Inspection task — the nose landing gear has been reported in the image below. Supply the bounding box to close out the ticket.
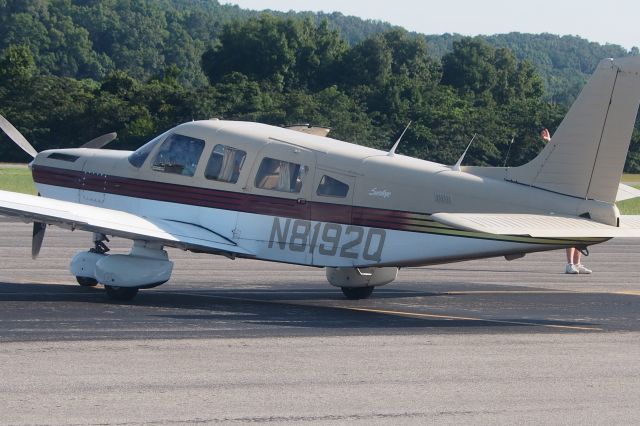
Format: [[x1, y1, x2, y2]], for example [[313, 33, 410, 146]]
[[73, 233, 109, 288]]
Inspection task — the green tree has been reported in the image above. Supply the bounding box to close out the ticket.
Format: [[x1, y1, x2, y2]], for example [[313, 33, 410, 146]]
[[441, 38, 498, 98], [0, 44, 36, 83], [202, 14, 347, 91]]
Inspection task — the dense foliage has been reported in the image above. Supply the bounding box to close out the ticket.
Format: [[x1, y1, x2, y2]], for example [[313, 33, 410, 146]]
[[427, 33, 637, 104], [0, 1, 638, 171], [0, 0, 396, 86]]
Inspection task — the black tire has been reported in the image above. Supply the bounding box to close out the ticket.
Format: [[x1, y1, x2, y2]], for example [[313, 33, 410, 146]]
[[76, 276, 98, 287], [341, 286, 374, 300], [104, 285, 139, 301]]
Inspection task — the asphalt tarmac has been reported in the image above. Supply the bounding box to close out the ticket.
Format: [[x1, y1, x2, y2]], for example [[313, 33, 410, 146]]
[[1, 220, 640, 424]]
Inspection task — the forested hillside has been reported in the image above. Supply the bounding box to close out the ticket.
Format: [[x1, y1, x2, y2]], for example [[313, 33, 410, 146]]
[[2, 0, 636, 96], [428, 33, 637, 104], [0, 0, 396, 86], [1, 1, 639, 171]]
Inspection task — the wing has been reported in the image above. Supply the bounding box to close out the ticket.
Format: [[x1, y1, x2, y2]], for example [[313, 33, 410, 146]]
[[431, 212, 640, 238], [0, 190, 253, 256]]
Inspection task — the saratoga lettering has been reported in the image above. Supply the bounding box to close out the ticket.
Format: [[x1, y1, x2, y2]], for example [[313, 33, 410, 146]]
[[268, 218, 386, 261]]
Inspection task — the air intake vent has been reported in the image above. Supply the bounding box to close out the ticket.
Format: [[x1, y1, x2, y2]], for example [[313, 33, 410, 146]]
[[47, 153, 79, 162]]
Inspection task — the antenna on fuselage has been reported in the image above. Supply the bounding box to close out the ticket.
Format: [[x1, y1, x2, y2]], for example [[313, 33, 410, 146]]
[[387, 121, 412, 157], [452, 133, 477, 171], [502, 134, 515, 167]]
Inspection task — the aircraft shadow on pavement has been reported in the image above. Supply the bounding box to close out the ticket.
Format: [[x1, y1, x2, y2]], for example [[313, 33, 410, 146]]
[[0, 282, 601, 332]]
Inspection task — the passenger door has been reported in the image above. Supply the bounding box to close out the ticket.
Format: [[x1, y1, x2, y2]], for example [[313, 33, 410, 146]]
[[238, 141, 317, 264]]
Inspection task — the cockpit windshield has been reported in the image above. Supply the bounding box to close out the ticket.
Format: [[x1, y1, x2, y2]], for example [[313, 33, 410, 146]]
[[127, 131, 169, 168], [151, 134, 205, 176]]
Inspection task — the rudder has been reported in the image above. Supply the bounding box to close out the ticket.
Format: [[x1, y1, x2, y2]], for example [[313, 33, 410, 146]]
[[508, 57, 640, 203]]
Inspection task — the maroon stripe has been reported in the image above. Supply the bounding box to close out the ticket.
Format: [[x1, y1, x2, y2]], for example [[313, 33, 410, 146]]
[[309, 205, 352, 224], [353, 207, 416, 227], [32, 167, 80, 187], [32, 165, 432, 232], [109, 175, 245, 201]]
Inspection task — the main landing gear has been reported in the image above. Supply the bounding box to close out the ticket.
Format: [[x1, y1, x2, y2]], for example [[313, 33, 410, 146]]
[[104, 285, 139, 301], [341, 286, 375, 300], [327, 267, 399, 300]]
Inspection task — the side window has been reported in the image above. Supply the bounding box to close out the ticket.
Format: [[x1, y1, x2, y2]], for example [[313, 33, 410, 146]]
[[204, 144, 247, 184], [316, 175, 349, 197], [151, 134, 205, 177], [255, 157, 307, 193]]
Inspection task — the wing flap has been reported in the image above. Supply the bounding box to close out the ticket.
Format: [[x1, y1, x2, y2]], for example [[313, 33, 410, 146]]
[[0, 190, 253, 255], [431, 212, 640, 238]]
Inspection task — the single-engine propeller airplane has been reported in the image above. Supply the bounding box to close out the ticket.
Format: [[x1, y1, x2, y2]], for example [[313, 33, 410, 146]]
[[2, 57, 640, 301]]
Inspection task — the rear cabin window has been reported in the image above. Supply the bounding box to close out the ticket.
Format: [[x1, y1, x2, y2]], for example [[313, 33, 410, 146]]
[[316, 175, 349, 197], [151, 134, 205, 176], [204, 144, 247, 183], [254, 157, 307, 193]]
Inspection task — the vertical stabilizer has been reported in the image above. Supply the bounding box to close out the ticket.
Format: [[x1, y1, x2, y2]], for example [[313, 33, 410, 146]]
[[508, 57, 640, 203]]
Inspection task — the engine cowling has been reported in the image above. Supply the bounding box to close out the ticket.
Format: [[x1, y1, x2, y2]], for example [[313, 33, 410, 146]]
[[326, 267, 398, 288]]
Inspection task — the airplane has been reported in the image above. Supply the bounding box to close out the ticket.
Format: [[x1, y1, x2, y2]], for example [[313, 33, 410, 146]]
[[1, 56, 640, 301]]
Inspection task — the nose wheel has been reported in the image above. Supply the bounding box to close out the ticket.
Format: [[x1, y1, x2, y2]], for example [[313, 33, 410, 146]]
[[74, 233, 111, 290], [76, 276, 98, 287]]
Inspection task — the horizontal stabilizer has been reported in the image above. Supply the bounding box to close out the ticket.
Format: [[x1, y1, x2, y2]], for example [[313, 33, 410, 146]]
[[431, 212, 640, 238], [0, 190, 253, 256], [616, 183, 640, 202]]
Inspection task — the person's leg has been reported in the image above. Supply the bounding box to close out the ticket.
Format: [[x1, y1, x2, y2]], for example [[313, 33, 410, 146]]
[[565, 248, 579, 274], [566, 247, 574, 263], [574, 248, 592, 274], [572, 249, 581, 265]]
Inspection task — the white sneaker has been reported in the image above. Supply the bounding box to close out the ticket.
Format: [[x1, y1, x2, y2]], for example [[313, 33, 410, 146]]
[[576, 264, 592, 274], [565, 263, 579, 274]]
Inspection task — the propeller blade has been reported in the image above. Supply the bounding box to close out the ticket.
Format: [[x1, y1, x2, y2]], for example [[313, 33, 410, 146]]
[[32, 221, 47, 259], [0, 114, 38, 158], [80, 132, 117, 149]]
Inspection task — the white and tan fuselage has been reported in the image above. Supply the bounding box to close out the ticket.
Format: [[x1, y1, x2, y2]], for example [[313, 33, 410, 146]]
[[31, 120, 609, 269]]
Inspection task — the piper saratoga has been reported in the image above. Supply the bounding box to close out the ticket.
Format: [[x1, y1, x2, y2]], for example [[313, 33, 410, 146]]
[[1, 57, 640, 301]]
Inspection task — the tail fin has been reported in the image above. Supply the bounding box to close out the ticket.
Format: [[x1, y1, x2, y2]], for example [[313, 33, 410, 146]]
[[508, 57, 640, 203]]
